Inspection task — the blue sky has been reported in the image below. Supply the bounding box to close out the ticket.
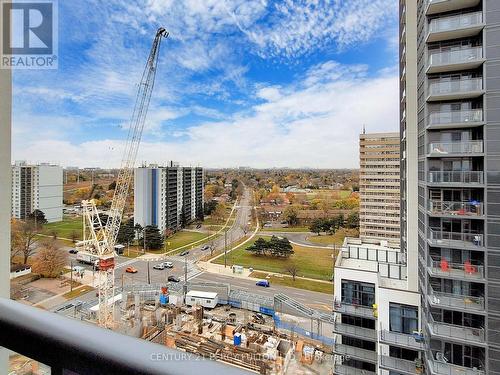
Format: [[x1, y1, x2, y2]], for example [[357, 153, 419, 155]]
[[13, 0, 400, 168]]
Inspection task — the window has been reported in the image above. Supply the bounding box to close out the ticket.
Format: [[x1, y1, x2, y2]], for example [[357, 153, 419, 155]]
[[389, 303, 418, 334], [341, 280, 375, 307]]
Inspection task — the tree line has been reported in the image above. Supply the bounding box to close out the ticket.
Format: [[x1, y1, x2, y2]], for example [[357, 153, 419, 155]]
[[246, 236, 294, 258]]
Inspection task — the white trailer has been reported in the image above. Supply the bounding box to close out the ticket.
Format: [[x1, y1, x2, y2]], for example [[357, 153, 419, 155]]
[[185, 290, 219, 309], [76, 252, 99, 266]]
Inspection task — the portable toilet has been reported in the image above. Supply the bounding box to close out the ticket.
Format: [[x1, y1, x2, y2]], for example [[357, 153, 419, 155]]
[[233, 333, 241, 346]]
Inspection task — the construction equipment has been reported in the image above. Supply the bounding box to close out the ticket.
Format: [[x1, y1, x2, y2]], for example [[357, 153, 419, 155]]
[[77, 27, 169, 328]]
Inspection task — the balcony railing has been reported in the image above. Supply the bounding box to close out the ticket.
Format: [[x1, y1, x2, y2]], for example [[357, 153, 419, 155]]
[[428, 259, 484, 280], [428, 200, 483, 216], [428, 286, 485, 312], [380, 330, 425, 350], [379, 355, 422, 375], [333, 322, 377, 340], [428, 47, 483, 68], [334, 364, 376, 375], [428, 77, 483, 98], [428, 108, 483, 126], [428, 229, 484, 248], [334, 298, 376, 319], [429, 12, 483, 34], [426, 351, 485, 375], [0, 297, 249, 375], [334, 344, 377, 363], [427, 141, 483, 156], [426, 0, 482, 16], [428, 171, 484, 185], [425, 313, 485, 344]]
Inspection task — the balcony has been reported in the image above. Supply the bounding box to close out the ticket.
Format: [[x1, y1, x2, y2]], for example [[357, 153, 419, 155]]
[[427, 47, 485, 74], [334, 299, 376, 319], [427, 141, 483, 156], [333, 322, 377, 340], [427, 108, 484, 129], [333, 364, 376, 375], [426, 352, 485, 375], [333, 344, 377, 364], [427, 77, 484, 101], [426, 0, 482, 16], [425, 313, 485, 345], [0, 297, 245, 375], [427, 286, 485, 313], [427, 12, 484, 42], [428, 229, 484, 250], [427, 200, 484, 217], [379, 355, 423, 375], [428, 259, 485, 281], [428, 171, 484, 186], [380, 330, 425, 351]]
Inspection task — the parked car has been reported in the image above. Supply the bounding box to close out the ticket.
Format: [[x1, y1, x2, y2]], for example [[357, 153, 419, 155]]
[[125, 267, 138, 273], [256, 280, 270, 288], [168, 276, 180, 282], [68, 248, 78, 254], [179, 251, 189, 256], [153, 264, 165, 270], [263, 223, 272, 228], [162, 262, 174, 268], [201, 245, 210, 251]]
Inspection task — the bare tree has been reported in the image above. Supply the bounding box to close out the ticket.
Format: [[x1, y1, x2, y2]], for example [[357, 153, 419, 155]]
[[50, 229, 58, 240], [285, 263, 299, 281], [12, 220, 39, 264], [31, 239, 68, 278], [70, 230, 78, 244]]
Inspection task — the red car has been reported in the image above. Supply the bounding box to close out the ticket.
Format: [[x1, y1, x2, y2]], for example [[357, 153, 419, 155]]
[[125, 267, 138, 274]]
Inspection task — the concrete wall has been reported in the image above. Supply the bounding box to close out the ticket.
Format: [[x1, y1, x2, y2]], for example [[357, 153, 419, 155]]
[[36, 164, 63, 222]]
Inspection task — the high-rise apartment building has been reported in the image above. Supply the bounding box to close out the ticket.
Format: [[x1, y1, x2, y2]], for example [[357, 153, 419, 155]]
[[360, 132, 401, 244], [134, 163, 204, 233], [11, 161, 63, 223], [399, 0, 499, 374]]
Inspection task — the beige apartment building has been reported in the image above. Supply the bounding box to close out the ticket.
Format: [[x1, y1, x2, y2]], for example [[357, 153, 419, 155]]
[[359, 132, 401, 244]]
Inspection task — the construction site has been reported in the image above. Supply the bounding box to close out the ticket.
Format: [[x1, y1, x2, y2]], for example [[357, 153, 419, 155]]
[[67, 281, 335, 375]]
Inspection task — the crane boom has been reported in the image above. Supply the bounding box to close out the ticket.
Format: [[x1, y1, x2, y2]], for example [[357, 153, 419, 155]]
[[79, 28, 168, 328]]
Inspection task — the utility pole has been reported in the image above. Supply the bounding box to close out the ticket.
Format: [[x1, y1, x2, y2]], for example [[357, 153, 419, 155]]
[[183, 254, 188, 299], [224, 229, 228, 268], [147, 261, 151, 285], [70, 260, 73, 292]]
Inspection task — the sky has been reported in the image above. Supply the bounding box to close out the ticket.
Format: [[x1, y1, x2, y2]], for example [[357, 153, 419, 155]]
[[13, 0, 400, 169]]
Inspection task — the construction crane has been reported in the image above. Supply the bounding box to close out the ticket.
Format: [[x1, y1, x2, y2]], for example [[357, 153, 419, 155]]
[[77, 27, 169, 328]]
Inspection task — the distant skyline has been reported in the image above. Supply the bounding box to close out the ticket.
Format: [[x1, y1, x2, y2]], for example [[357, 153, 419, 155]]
[[13, 0, 399, 168]]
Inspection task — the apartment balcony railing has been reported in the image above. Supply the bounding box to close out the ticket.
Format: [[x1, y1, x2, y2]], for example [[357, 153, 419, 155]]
[[426, 0, 482, 16], [426, 351, 485, 375], [428, 77, 483, 101], [427, 47, 484, 73], [333, 364, 376, 375], [333, 344, 377, 363], [428, 259, 484, 280], [427, 141, 483, 156], [427, 12, 484, 42], [428, 108, 483, 128], [380, 330, 425, 351], [379, 355, 423, 375], [427, 286, 485, 312], [334, 298, 376, 319], [333, 322, 377, 340], [0, 297, 248, 375], [428, 200, 483, 216], [425, 313, 485, 344], [428, 229, 484, 249], [428, 171, 484, 185]]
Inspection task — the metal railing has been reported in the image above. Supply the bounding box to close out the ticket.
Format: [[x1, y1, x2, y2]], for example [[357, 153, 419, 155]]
[[334, 298, 376, 319], [428, 285, 485, 312], [380, 330, 425, 350], [428, 108, 483, 126], [379, 355, 422, 374], [426, 313, 485, 344], [333, 322, 377, 340], [428, 171, 484, 184], [427, 141, 483, 155], [334, 364, 376, 375], [0, 297, 250, 375], [428, 200, 483, 216], [429, 11, 483, 33], [428, 46, 483, 67], [341, 245, 405, 264], [428, 77, 483, 97], [334, 344, 377, 363], [428, 259, 484, 279], [426, 351, 485, 375], [428, 229, 484, 248]]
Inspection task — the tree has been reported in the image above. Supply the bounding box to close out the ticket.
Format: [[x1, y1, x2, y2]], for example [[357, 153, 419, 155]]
[[211, 203, 226, 224], [309, 219, 323, 236], [10, 219, 24, 263], [50, 230, 58, 240], [269, 236, 294, 258], [117, 218, 135, 245], [283, 206, 299, 226], [70, 230, 79, 244], [31, 239, 67, 278], [13, 220, 39, 264], [141, 225, 164, 250], [134, 223, 143, 242], [346, 212, 360, 229], [285, 262, 299, 281], [108, 180, 117, 190], [246, 237, 268, 256], [27, 209, 47, 228]]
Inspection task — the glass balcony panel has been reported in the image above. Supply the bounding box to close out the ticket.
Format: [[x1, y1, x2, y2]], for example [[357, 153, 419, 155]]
[[428, 229, 484, 248], [334, 344, 377, 363], [428, 78, 483, 98], [429, 12, 483, 33], [380, 330, 425, 350], [426, 351, 485, 375], [427, 141, 483, 155], [428, 259, 484, 280], [427, 200, 483, 216], [428, 109, 483, 126], [334, 299, 375, 319], [334, 364, 376, 375], [428, 285, 484, 312], [427, 171, 484, 185], [379, 355, 422, 374], [425, 313, 485, 344], [333, 322, 377, 340]]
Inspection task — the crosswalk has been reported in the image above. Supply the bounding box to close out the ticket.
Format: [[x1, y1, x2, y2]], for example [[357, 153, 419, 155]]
[[114, 258, 140, 270]]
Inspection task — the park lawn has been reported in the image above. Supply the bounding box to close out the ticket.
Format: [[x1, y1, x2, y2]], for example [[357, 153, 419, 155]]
[[249, 271, 333, 294], [214, 238, 334, 281], [306, 228, 359, 246], [63, 285, 95, 300], [260, 227, 310, 233], [42, 216, 82, 240], [164, 230, 209, 250]]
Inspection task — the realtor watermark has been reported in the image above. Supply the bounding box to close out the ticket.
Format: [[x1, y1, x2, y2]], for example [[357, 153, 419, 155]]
[[1, 0, 58, 69]]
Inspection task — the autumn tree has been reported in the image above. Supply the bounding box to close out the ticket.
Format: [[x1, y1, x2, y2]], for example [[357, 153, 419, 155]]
[[31, 240, 67, 278], [284, 262, 299, 281], [283, 206, 299, 226], [12, 220, 39, 264], [70, 230, 79, 244], [211, 203, 226, 224]]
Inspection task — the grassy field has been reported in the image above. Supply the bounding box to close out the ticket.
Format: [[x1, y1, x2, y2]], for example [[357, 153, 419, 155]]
[[42, 216, 82, 240], [306, 228, 359, 246], [63, 285, 95, 300], [214, 238, 335, 280], [250, 271, 333, 294], [260, 226, 310, 233]]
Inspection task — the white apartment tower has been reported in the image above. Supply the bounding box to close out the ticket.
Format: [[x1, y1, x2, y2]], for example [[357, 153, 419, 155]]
[[11, 161, 63, 223]]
